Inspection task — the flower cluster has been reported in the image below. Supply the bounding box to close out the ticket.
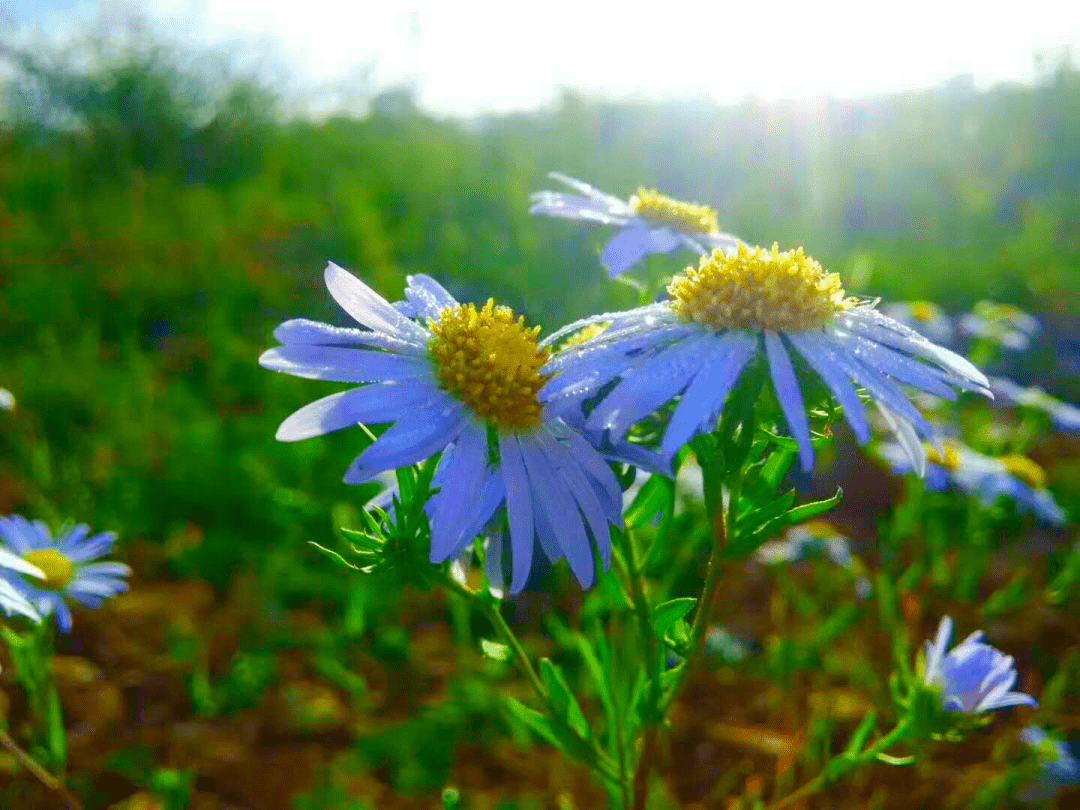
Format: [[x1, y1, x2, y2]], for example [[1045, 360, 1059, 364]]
[[263, 202, 991, 592], [879, 438, 1067, 525]]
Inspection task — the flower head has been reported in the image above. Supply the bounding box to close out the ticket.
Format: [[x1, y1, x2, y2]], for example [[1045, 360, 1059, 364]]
[[0, 546, 44, 621], [959, 301, 1040, 351], [880, 438, 1067, 526], [922, 616, 1036, 714], [989, 376, 1080, 432], [0, 516, 130, 632], [529, 173, 741, 277], [755, 520, 853, 567], [260, 264, 624, 594], [541, 243, 990, 473], [0, 387, 13, 412], [1019, 726, 1080, 800]]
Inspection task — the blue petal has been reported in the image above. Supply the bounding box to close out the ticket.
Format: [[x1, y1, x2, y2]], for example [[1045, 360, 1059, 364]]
[[547, 172, 630, 207], [662, 331, 757, 456], [51, 597, 72, 633], [64, 532, 117, 563], [601, 225, 682, 277], [765, 332, 814, 472], [978, 691, 1038, 711], [698, 231, 742, 255], [520, 437, 595, 589], [259, 345, 433, 383], [787, 331, 871, 444], [275, 381, 445, 441], [559, 424, 624, 510], [588, 331, 715, 440], [0, 546, 45, 579], [428, 426, 489, 562], [272, 319, 428, 354], [537, 430, 613, 569], [56, 525, 90, 555], [343, 402, 466, 484], [74, 562, 131, 579], [324, 263, 430, 341], [449, 475, 505, 562], [839, 308, 989, 391], [540, 302, 678, 350], [833, 332, 957, 399], [405, 274, 459, 320], [498, 434, 535, 594], [827, 347, 935, 440], [529, 191, 632, 225]]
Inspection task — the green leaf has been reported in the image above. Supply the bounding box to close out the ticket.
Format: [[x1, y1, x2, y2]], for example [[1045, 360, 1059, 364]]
[[504, 697, 561, 749], [758, 444, 798, 491], [729, 488, 843, 556], [651, 598, 697, 639], [625, 475, 674, 529], [480, 639, 511, 661], [779, 488, 843, 525], [736, 489, 797, 534], [539, 658, 591, 739], [669, 617, 691, 648], [573, 633, 615, 730]]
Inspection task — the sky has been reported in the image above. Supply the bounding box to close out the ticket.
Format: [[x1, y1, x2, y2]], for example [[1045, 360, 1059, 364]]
[[4, 0, 1080, 117]]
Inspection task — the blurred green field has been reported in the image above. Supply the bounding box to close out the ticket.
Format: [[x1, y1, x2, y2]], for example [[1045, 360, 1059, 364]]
[[1, 39, 1079, 809]]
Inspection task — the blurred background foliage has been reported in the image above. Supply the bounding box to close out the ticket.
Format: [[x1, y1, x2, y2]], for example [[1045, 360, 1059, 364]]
[[0, 31, 1078, 808]]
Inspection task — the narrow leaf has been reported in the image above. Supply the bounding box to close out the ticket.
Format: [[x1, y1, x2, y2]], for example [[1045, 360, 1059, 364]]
[[651, 598, 697, 639]]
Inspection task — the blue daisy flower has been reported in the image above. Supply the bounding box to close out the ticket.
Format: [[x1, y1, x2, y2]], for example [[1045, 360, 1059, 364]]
[[922, 616, 1037, 714], [0, 546, 45, 621], [540, 242, 990, 474], [0, 516, 131, 632], [879, 439, 1067, 526], [260, 264, 624, 594], [1019, 726, 1080, 801], [989, 376, 1080, 432], [529, 173, 741, 277], [959, 301, 1040, 352]]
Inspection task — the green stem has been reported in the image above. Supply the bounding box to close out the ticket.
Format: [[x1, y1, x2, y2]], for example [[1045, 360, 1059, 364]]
[[0, 729, 83, 809], [766, 717, 913, 810], [443, 574, 622, 785], [658, 472, 739, 715], [624, 529, 661, 810]]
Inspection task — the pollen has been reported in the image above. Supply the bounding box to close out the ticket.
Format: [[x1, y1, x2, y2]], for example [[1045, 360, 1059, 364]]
[[22, 549, 76, 590], [560, 322, 609, 349], [428, 299, 551, 432], [908, 301, 941, 323], [999, 455, 1047, 490], [630, 187, 719, 234], [668, 242, 857, 331], [925, 442, 961, 471]]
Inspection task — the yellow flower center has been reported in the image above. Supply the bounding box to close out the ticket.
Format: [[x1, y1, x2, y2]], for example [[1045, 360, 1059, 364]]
[[22, 549, 76, 590], [925, 443, 961, 470], [974, 301, 1026, 323], [560, 322, 609, 349], [999, 455, 1047, 490], [668, 242, 856, 331], [629, 187, 719, 234], [908, 301, 940, 323], [428, 300, 550, 432], [803, 519, 838, 538]]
